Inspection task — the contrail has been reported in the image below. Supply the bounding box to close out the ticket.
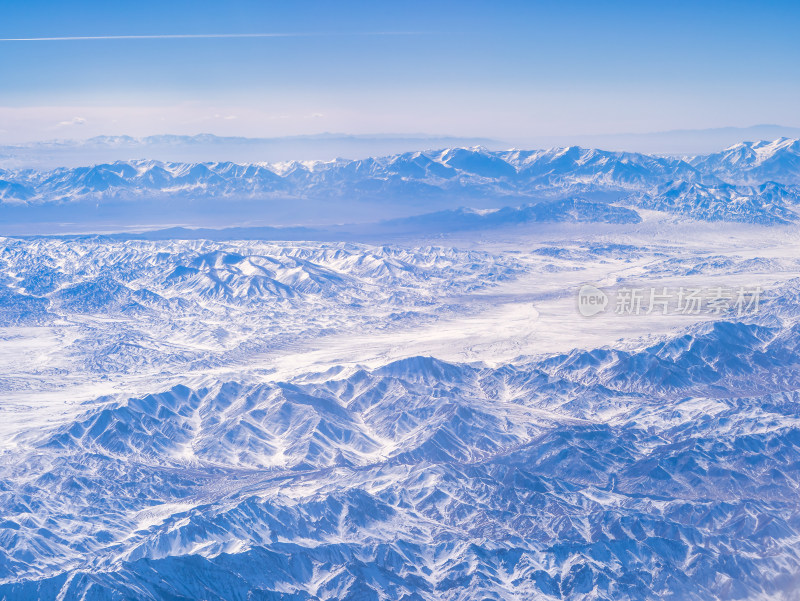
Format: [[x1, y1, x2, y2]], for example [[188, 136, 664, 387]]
[[0, 32, 425, 42]]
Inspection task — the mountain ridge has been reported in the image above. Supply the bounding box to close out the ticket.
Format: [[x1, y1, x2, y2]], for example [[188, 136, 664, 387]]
[[2, 139, 799, 230]]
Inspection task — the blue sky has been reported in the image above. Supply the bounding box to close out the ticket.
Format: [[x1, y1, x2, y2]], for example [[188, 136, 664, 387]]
[[1, 0, 798, 143]]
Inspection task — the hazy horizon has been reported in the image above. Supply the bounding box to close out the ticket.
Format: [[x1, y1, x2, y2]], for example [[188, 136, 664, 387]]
[[3, 124, 800, 169]]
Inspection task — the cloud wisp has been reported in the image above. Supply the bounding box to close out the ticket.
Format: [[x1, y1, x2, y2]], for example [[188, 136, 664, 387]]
[[0, 32, 426, 42], [55, 117, 87, 127]]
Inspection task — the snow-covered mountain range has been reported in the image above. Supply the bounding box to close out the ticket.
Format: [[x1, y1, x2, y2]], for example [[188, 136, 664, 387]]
[[689, 137, 800, 184], [6, 323, 800, 600], [1, 138, 800, 231], [2, 140, 800, 600]]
